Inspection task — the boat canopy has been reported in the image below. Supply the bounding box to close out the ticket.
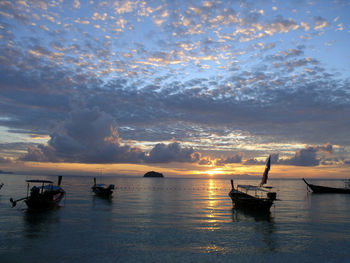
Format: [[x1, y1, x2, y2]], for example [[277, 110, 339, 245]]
[[95, 184, 107, 187], [237, 184, 270, 192], [30, 185, 62, 191], [42, 185, 62, 191], [26, 179, 54, 184]]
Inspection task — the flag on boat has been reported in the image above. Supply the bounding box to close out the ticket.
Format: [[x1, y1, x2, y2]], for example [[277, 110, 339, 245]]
[[260, 155, 271, 186]]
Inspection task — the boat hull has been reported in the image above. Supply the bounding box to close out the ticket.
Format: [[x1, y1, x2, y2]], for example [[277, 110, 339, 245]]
[[303, 179, 350, 194], [307, 184, 350, 194], [92, 186, 113, 197], [25, 190, 65, 210], [229, 189, 274, 212]]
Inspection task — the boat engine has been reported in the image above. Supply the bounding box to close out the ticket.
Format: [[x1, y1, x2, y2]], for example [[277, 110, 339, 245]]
[[267, 192, 277, 200]]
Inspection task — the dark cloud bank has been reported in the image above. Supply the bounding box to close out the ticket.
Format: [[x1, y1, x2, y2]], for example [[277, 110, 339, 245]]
[[242, 145, 334, 167], [18, 108, 335, 167], [20, 108, 200, 164]]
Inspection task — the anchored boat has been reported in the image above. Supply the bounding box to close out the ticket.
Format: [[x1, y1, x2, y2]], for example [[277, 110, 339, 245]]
[[229, 155, 277, 212], [303, 178, 350, 194], [91, 177, 114, 197], [10, 176, 65, 210]]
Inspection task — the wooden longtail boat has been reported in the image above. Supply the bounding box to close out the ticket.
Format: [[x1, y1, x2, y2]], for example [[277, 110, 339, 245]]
[[303, 178, 350, 194], [10, 176, 65, 210], [229, 155, 277, 213], [91, 177, 114, 197]]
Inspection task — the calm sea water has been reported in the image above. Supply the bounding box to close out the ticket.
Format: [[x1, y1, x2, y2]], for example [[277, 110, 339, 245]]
[[1, 174, 350, 263]]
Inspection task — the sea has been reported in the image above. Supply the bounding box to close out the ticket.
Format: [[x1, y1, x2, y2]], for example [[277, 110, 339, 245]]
[[1, 174, 350, 263]]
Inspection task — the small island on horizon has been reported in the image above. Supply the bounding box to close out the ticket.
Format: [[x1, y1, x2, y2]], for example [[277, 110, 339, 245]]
[[0, 170, 13, 174], [144, 171, 164, 178]]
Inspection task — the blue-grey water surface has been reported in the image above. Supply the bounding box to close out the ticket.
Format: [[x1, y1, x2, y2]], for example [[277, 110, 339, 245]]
[[1, 174, 350, 262]]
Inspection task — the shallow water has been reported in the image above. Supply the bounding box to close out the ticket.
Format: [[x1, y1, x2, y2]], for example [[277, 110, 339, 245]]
[[1, 175, 350, 262]]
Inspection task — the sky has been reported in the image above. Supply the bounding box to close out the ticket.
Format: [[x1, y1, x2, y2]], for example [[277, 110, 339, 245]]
[[0, 0, 350, 179]]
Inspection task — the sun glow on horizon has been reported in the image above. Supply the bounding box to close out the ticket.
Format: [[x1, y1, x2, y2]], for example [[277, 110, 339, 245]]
[[1, 158, 349, 179]]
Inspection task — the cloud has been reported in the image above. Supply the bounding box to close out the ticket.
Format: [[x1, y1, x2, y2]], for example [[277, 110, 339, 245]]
[[32, 107, 147, 163], [243, 154, 278, 166], [198, 157, 212, 166], [73, 0, 80, 9], [114, 1, 139, 14], [238, 146, 335, 167], [244, 158, 264, 165], [19, 108, 201, 164], [20, 144, 61, 162], [92, 12, 108, 21], [215, 154, 242, 166], [279, 144, 333, 166], [280, 147, 319, 166], [74, 18, 90, 24], [264, 15, 299, 35], [0, 156, 13, 164], [270, 153, 280, 164], [314, 16, 328, 30], [147, 142, 200, 163], [301, 22, 310, 31], [1, 44, 350, 153]]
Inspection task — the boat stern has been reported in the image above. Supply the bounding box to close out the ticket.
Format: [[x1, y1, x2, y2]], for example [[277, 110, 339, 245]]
[[267, 192, 277, 200]]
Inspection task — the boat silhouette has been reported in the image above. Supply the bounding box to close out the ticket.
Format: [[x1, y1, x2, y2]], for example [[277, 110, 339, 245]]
[[10, 176, 65, 211], [229, 155, 277, 212], [303, 178, 350, 194]]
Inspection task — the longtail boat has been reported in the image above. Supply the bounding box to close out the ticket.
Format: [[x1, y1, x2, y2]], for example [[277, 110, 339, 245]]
[[91, 177, 114, 197], [10, 176, 65, 210], [303, 178, 350, 194], [229, 155, 277, 212]]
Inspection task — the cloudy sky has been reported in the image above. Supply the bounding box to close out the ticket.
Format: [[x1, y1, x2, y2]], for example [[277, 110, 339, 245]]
[[0, 0, 350, 178]]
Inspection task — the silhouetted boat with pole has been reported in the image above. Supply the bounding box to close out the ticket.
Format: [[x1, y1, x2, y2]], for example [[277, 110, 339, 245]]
[[229, 155, 277, 212], [91, 177, 114, 197], [303, 178, 350, 193], [0, 182, 3, 190], [10, 176, 65, 210]]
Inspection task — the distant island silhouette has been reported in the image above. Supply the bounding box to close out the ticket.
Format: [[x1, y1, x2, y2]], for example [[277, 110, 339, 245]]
[[144, 171, 164, 178], [0, 170, 13, 174]]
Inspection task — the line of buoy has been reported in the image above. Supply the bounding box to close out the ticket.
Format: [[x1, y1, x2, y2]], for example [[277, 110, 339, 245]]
[[113, 186, 230, 191]]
